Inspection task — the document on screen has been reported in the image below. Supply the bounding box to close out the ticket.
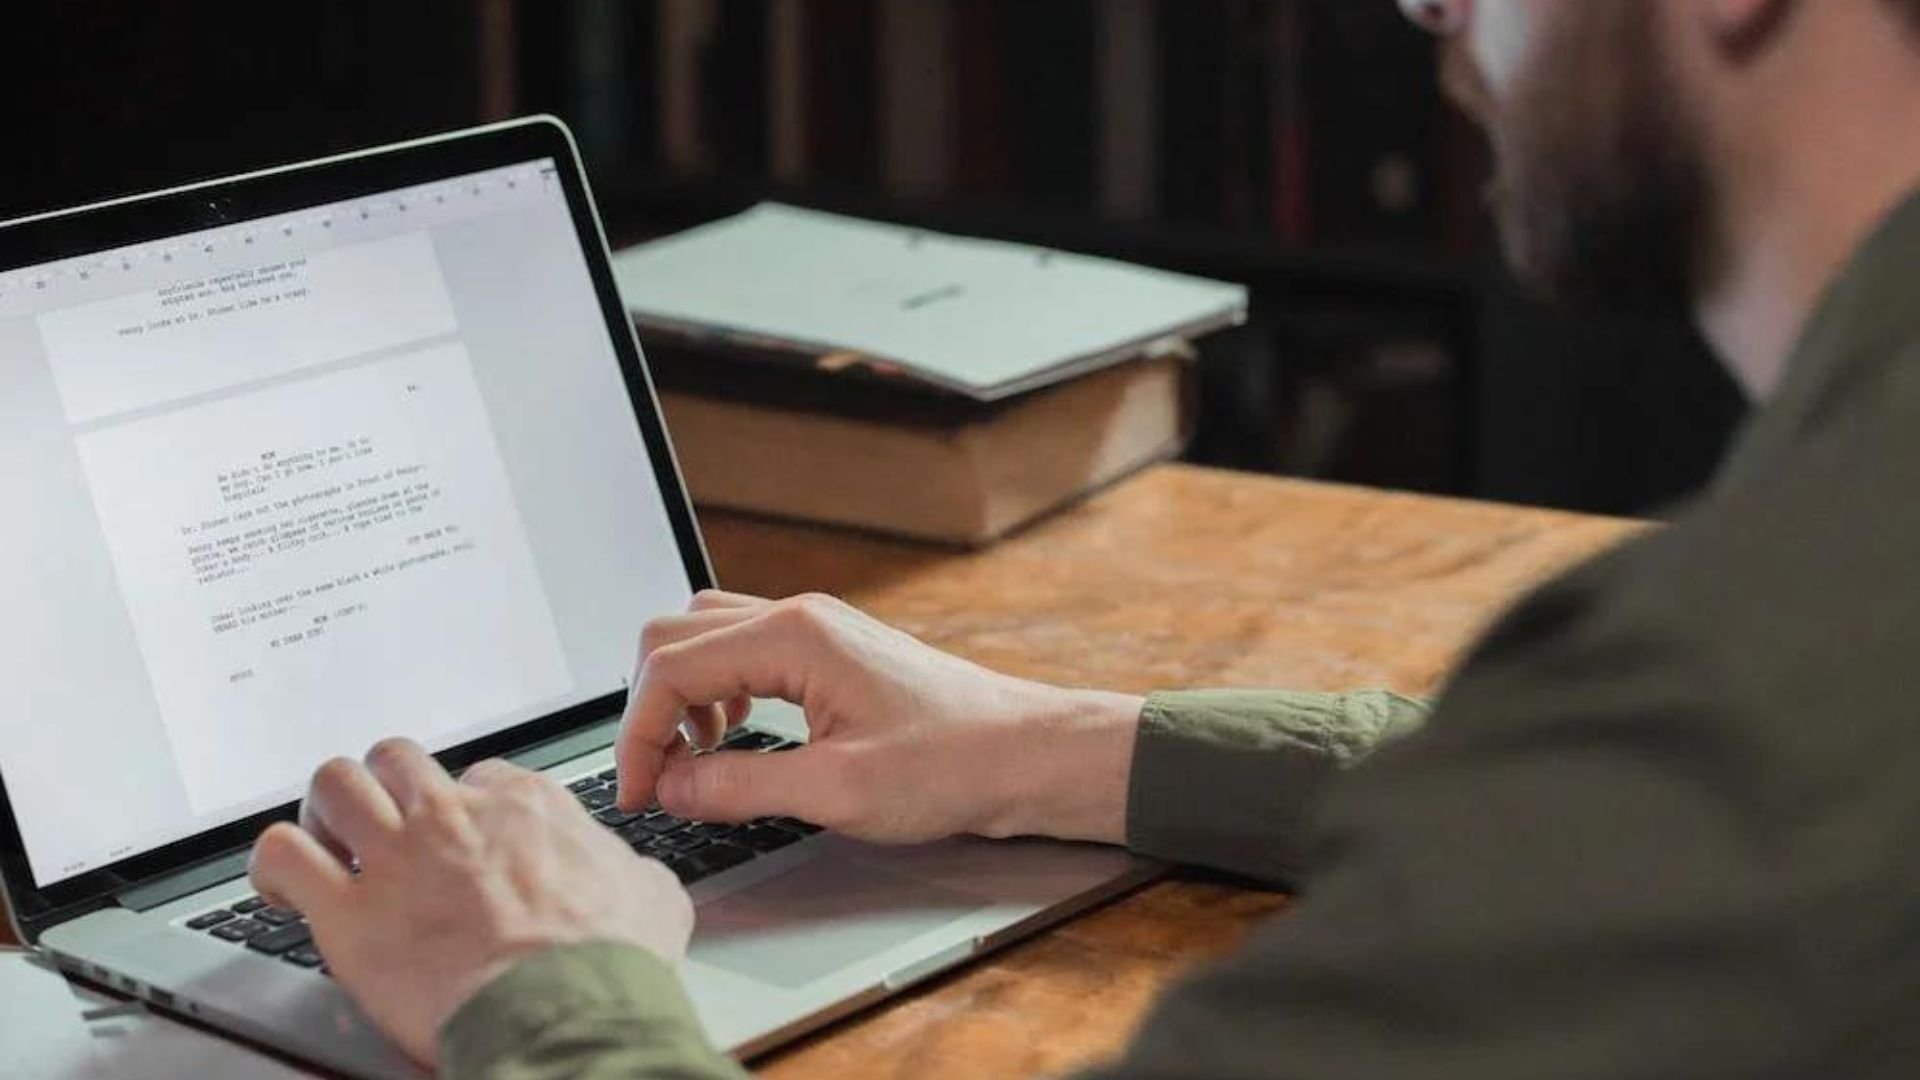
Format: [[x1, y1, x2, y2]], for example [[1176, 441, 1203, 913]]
[[71, 343, 572, 815], [38, 231, 459, 426]]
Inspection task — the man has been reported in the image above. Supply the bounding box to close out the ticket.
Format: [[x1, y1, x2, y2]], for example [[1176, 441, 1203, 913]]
[[250, 0, 1920, 1076]]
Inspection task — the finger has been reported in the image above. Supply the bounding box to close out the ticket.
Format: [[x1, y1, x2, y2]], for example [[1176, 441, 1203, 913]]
[[616, 609, 825, 810], [689, 589, 772, 612], [250, 822, 352, 921], [626, 608, 758, 741], [656, 744, 845, 826], [641, 607, 758, 657], [682, 703, 729, 751], [725, 695, 755, 727], [299, 757, 404, 864], [364, 737, 456, 813], [458, 757, 538, 791], [461, 758, 576, 821]]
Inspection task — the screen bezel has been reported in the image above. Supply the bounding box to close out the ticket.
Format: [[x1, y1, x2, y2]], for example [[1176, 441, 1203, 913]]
[[0, 117, 716, 937]]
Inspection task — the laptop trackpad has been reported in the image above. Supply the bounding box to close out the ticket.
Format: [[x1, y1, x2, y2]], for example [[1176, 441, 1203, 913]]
[[690, 855, 985, 990]]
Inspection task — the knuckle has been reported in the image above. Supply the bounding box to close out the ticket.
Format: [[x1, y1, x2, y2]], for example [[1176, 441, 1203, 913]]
[[365, 737, 413, 768], [639, 620, 668, 654], [794, 591, 840, 616], [641, 641, 687, 682], [691, 589, 729, 610], [252, 822, 297, 863], [414, 784, 467, 825], [774, 597, 827, 635], [311, 756, 360, 795]]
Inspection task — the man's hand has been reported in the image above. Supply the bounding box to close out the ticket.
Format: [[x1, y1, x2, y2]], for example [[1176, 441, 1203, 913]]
[[248, 739, 693, 1067], [617, 590, 1144, 845]]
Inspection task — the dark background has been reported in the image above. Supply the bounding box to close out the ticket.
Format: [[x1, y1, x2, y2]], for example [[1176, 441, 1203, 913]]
[[1, 0, 1746, 516]]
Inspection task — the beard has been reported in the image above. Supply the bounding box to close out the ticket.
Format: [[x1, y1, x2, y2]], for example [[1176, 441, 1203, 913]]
[[1479, 2, 1712, 319]]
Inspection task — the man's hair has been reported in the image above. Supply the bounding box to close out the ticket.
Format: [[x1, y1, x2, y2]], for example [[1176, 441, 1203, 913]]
[[1896, 0, 1920, 32]]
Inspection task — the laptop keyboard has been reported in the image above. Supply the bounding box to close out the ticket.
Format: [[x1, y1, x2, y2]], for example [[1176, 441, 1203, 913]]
[[182, 727, 822, 975]]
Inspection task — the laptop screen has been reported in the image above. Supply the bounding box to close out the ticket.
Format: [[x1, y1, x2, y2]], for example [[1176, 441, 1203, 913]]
[[0, 157, 695, 887]]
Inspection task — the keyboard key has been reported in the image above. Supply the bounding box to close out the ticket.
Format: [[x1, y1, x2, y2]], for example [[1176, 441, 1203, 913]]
[[284, 946, 326, 969], [687, 822, 742, 841], [653, 832, 708, 854], [577, 788, 616, 810], [596, 768, 620, 784], [566, 776, 602, 794], [186, 909, 236, 931], [211, 919, 269, 942], [615, 821, 657, 847], [246, 922, 314, 957], [721, 730, 784, 752], [671, 843, 754, 884], [230, 896, 268, 915], [256, 906, 303, 926], [736, 825, 805, 852], [594, 807, 641, 828], [628, 814, 682, 836], [768, 817, 823, 836]]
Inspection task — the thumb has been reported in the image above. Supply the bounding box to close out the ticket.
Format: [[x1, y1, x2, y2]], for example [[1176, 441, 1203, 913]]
[[657, 746, 838, 826]]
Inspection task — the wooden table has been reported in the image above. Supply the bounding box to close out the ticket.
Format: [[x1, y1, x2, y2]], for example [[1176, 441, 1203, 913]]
[[2, 465, 1640, 1077], [706, 465, 1639, 1079]]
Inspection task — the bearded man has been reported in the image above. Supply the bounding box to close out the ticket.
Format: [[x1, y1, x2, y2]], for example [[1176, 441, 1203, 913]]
[[251, 2, 1920, 1076]]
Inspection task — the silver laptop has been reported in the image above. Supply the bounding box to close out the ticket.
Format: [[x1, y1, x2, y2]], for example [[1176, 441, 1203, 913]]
[[0, 118, 1156, 1078]]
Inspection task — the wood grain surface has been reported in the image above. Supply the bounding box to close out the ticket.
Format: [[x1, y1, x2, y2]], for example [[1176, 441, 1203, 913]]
[[709, 465, 1642, 1079], [2, 465, 1642, 1076]]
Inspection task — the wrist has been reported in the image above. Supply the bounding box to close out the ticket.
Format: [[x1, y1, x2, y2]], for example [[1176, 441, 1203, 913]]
[[972, 683, 1144, 845]]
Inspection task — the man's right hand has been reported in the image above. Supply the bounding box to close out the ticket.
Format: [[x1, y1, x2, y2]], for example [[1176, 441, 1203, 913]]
[[616, 590, 1144, 846]]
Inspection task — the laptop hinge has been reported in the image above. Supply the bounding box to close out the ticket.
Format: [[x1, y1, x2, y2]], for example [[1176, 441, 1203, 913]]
[[505, 716, 620, 772], [117, 849, 251, 913]]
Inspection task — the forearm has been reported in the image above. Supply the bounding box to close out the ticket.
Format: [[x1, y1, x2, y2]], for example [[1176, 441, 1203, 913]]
[[970, 685, 1146, 846]]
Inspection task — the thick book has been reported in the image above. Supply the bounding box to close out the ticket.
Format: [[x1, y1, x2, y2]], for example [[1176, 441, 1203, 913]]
[[652, 350, 1193, 546], [616, 206, 1239, 542]]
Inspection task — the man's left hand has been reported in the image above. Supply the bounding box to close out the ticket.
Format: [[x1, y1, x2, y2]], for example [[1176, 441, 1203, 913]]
[[248, 738, 693, 1067]]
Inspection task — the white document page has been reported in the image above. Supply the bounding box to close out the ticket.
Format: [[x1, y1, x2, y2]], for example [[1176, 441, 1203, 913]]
[[72, 343, 572, 815], [39, 231, 458, 425], [611, 203, 1248, 397]]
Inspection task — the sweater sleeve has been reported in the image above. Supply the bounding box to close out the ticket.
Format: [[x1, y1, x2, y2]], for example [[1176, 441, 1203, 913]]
[[1127, 689, 1429, 885]]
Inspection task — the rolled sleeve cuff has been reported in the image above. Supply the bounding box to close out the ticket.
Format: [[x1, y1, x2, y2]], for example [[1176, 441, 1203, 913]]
[[441, 942, 744, 1080], [1126, 689, 1428, 886]]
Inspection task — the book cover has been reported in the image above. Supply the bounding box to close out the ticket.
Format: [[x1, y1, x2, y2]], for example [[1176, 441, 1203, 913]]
[[701, 0, 770, 177], [769, 0, 811, 186], [953, 1, 1014, 199], [804, 0, 879, 189], [878, 0, 957, 202], [1155, 0, 1231, 225], [1097, 0, 1161, 221], [660, 0, 721, 176], [1003, 0, 1097, 209], [1305, 0, 1438, 249]]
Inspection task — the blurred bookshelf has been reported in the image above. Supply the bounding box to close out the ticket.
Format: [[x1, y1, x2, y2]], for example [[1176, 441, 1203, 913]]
[[508, 0, 1490, 493], [3, 0, 1743, 514]]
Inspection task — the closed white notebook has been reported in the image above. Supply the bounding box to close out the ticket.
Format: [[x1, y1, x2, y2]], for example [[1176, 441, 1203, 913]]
[[612, 204, 1248, 400]]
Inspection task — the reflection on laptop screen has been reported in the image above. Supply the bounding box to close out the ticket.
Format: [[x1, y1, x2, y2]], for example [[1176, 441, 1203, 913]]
[[0, 159, 694, 886]]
